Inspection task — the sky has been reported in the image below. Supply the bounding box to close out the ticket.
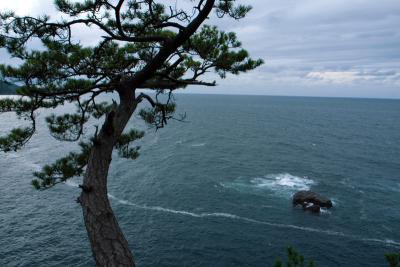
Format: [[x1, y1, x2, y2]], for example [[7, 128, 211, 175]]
[[0, 0, 399, 98]]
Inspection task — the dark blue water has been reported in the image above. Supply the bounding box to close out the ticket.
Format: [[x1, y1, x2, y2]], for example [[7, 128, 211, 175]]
[[1, 94, 399, 266]]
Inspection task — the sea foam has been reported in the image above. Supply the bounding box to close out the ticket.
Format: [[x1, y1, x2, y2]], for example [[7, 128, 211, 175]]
[[190, 143, 206, 147], [221, 173, 315, 196], [108, 193, 400, 248], [251, 173, 315, 191], [64, 180, 80, 188]]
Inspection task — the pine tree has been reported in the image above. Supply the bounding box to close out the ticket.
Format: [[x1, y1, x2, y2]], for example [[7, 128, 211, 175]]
[[274, 247, 316, 267], [0, 1, 262, 265], [385, 252, 400, 267]]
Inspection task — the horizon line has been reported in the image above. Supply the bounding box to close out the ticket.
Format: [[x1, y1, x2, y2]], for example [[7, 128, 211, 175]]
[[174, 91, 400, 101]]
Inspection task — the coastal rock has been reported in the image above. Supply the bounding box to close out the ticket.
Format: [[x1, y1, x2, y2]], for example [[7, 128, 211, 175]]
[[293, 191, 333, 213], [303, 203, 321, 213]]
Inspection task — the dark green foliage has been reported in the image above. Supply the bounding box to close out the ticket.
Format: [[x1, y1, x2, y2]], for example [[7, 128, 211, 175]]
[[274, 247, 399, 267], [0, 97, 59, 153], [46, 113, 89, 141], [386, 252, 400, 267], [116, 129, 144, 159], [184, 25, 263, 79], [86, 101, 114, 119], [139, 102, 176, 129], [0, 1, 263, 265], [0, 127, 33, 152], [216, 0, 252, 19], [274, 247, 315, 267], [0, 97, 56, 114], [0, 0, 262, 190], [32, 142, 92, 189]]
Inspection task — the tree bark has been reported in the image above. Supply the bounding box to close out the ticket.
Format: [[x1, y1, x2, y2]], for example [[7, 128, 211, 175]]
[[77, 2, 216, 265], [80, 89, 137, 267]]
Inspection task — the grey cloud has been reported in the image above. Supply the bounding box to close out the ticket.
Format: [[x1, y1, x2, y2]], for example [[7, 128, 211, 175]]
[[0, 0, 399, 98], [358, 70, 397, 77]]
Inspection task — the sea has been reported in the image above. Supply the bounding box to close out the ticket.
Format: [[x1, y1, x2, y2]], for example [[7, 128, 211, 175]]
[[0, 94, 399, 267]]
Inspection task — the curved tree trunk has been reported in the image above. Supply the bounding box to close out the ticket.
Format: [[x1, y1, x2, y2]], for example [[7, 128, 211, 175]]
[[80, 89, 137, 267], [77, 2, 216, 264]]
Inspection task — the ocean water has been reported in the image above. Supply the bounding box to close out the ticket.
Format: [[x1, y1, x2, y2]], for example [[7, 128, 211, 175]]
[[0, 94, 399, 267]]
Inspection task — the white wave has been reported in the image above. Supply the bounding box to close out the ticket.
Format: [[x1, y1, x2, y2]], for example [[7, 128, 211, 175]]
[[190, 143, 206, 147], [108, 194, 400, 248], [64, 180, 80, 188], [220, 173, 315, 197], [202, 212, 240, 219], [27, 162, 42, 172], [361, 238, 400, 247], [251, 173, 315, 192], [219, 182, 230, 189], [331, 198, 339, 206], [382, 225, 393, 232], [320, 208, 331, 215], [109, 194, 202, 217]]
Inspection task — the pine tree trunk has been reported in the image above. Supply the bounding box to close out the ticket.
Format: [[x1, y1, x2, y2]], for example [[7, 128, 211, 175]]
[[76, 3, 216, 264], [79, 89, 137, 267]]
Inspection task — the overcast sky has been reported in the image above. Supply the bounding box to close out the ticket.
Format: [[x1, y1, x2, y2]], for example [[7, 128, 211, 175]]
[[1, 0, 399, 98]]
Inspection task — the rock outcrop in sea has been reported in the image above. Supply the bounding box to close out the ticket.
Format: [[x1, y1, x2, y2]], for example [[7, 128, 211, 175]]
[[293, 190, 333, 213]]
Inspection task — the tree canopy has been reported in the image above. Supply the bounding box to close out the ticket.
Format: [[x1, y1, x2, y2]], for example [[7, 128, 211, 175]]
[[0, 1, 263, 265], [0, 0, 262, 188]]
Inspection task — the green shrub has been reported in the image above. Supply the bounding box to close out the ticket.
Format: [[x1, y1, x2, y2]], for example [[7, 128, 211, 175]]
[[385, 253, 400, 267], [275, 247, 400, 267], [274, 246, 315, 267]]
